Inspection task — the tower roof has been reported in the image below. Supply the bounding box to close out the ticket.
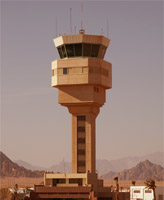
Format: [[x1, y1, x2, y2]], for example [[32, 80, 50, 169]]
[[54, 34, 110, 48]]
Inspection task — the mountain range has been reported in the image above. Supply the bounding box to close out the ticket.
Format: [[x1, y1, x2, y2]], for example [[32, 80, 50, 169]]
[[0, 152, 44, 178], [1, 151, 163, 181], [15, 152, 164, 176], [100, 160, 164, 181]]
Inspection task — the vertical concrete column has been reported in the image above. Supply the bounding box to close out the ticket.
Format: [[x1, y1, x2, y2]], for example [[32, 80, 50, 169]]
[[72, 114, 77, 173], [86, 113, 97, 173]]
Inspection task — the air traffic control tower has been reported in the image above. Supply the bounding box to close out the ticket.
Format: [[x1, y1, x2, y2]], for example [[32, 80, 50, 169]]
[[52, 34, 112, 174], [31, 33, 113, 199]]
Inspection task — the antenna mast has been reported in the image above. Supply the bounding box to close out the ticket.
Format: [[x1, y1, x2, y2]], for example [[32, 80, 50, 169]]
[[81, 1, 83, 30], [107, 18, 109, 38], [56, 16, 57, 37], [70, 8, 72, 34], [80, 1, 85, 34], [74, 26, 76, 34]]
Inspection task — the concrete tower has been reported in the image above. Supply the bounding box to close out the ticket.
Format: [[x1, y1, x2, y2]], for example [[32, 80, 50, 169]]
[[51, 34, 112, 174], [31, 33, 115, 200]]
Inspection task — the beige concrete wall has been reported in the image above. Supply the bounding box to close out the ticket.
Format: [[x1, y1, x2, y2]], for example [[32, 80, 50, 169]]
[[85, 113, 96, 173], [51, 58, 112, 89], [45, 173, 87, 179], [72, 114, 78, 173], [58, 85, 106, 107]]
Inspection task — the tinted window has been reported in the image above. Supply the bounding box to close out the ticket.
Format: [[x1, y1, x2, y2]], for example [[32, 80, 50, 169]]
[[74, 44, 82, 56], [83, 44, 91, 57], [58, 43, 102, 58], [57, 47, 63, 58], [62, 45, 67, 57], [69, 179, 82, 185], [91, 44, 100, 57], [77, 138, 85, 143], [77, 116, 86, 121], [66, 44, 74, 57], [101, 46, 107, 58], [78, 149, 85, 155], [78, 161, 85, 166], [77, 127, 85, 132], [63, 68, 68, 74]]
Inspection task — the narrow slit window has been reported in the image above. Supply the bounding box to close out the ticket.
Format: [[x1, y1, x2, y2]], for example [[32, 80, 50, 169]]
[[77, 138, 85, 143], [77, 149, 85, 155], [63, 68, 68, 74], [77, 116, 86, 121], [77, 126, 85, 132]]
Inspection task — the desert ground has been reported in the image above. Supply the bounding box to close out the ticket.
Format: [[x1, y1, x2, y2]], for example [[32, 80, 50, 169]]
[[104, 180, 164, 188], [0, 177, 163, 189], [0, 177, 43, 188]]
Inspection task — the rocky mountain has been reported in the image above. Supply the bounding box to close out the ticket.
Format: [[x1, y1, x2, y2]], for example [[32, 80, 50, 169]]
[[15, 152, 164, 176], [100, 160, 164, 181], [0, 152, 44, 178], [49, 161, 71, 173], [97, 152, 164, 175], [15, 160, 47, 171], [15, 160, 72, 173]]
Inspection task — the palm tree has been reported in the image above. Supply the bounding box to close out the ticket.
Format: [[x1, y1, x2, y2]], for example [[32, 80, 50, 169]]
[[114, 176, 119, 200], [0, 188, 12, 200], [132, 180, 136, 186], [144, 179, 156, 200]]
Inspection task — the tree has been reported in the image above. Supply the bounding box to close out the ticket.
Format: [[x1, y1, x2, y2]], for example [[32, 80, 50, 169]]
[[144, 179, 156, 200], [114, 177, 119, 200], [0, 188, 12, 200], [132, 180, 136, 186]]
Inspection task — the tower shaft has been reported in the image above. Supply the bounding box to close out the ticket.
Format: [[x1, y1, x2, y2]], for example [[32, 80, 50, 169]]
[[69, 105, 99, 173]]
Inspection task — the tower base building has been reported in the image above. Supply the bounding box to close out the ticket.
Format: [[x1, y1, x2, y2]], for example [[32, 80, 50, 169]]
[[31, 172, 113, 199]]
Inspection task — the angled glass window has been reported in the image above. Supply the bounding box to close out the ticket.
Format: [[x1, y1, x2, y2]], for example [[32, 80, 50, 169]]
[[57, 47, 64, 58], [66, 44, 74, 57], [57, 43, 103, 58], [91, 44, 100, 57], [74, 43, 82, 56], [83, 44, 91, 57], [101, 46, 107, 59], [61, 45, 67, 58]]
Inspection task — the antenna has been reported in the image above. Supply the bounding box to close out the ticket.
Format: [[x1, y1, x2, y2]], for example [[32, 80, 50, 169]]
[[101, 28, 104, 35], [81, 1, 83, 30], [74, 26, 76, 34], [107, 18, 109, 38], [56, 16, 57, 37], [79, 1, 85, 34], [70, 8, 72, 34], [63, 158, 66, 177]]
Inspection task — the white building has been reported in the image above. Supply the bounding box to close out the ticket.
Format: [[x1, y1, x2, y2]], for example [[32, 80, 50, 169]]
[[130, 186, 164, 200]]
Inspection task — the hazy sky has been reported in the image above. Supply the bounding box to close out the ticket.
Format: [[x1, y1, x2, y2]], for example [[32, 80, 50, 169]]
[[1, 0, 163, 168]]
